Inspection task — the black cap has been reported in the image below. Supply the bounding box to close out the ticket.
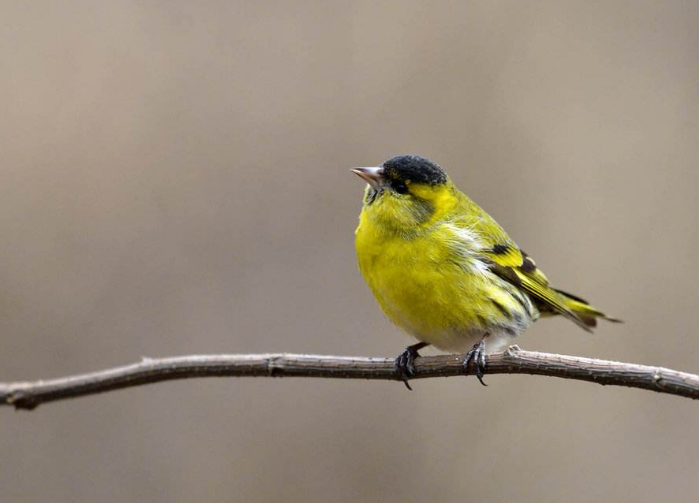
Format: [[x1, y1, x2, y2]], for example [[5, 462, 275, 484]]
[[382, 155, 447, 185]]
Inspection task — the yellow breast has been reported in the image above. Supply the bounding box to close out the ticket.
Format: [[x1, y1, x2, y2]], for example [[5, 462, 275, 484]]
[[355, 209, 535, 351]]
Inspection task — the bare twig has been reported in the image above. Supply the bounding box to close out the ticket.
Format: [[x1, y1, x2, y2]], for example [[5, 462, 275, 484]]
[[1, 346, 697, 410]]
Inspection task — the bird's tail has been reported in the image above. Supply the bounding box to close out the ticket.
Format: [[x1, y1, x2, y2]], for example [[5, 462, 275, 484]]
[[554, 289, 623, 328]]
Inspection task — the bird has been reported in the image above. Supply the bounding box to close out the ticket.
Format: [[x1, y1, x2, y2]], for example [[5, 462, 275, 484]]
[[352, 154, 620, 389]]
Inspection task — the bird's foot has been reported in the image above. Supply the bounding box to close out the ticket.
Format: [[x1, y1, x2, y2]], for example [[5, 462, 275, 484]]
[[395, 342, 428, 391], [463, 339, 488, 386]]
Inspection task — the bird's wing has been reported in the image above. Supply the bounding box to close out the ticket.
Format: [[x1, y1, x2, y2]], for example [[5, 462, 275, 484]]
[[479, 239, 592, 332], [447, 204, 594, 332]]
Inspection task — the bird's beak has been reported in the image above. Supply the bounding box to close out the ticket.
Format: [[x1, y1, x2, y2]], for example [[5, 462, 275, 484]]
[[351, 167, 384, 191]]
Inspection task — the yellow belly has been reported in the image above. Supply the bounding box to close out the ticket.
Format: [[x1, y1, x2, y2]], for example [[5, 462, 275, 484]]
[[356, 221, 536, 352]]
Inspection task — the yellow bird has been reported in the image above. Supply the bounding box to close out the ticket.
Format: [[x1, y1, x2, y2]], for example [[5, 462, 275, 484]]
[[352, 155, 619, 389]]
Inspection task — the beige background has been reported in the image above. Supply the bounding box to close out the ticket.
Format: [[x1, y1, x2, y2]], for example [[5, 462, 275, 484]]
[[1, 1, 698, 502]]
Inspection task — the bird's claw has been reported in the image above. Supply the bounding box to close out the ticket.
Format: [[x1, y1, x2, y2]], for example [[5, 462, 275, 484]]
[[395, 344, 425, 391], [463, 339, 488, 386]]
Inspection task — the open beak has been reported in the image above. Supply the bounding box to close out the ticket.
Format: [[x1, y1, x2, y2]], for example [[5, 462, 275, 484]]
[[351, 167, 384, 191]]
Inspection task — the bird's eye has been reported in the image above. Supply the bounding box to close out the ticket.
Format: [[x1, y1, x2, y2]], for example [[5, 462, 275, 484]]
[[393, 181, 409, 195]]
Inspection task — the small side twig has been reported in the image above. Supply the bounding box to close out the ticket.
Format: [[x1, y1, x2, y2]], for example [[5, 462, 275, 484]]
[[1, 347, 697, 410]]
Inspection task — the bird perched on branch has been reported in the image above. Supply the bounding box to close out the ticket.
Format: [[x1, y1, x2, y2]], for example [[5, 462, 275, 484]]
[[352, 155, 620, 389]]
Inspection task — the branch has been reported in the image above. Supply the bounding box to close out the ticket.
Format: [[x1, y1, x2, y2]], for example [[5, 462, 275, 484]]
[[1, 346, 698, 410]]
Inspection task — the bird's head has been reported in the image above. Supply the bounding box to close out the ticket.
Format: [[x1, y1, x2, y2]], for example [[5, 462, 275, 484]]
[[351, 155, 455, 233]]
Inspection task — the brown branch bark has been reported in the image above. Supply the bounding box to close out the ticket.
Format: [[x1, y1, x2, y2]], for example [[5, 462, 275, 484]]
[[1, 346, 698, 410]]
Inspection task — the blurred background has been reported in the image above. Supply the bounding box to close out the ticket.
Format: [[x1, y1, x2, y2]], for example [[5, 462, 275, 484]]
[[1, 1, 698, 501]]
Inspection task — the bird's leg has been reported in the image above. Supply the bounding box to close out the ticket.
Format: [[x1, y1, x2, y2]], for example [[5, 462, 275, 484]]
[[395, 342, 429, 391], [463, 334, 490, 386]]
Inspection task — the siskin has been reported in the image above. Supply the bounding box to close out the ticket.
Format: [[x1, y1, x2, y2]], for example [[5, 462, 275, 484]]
[[352, 155, 620, 389]]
